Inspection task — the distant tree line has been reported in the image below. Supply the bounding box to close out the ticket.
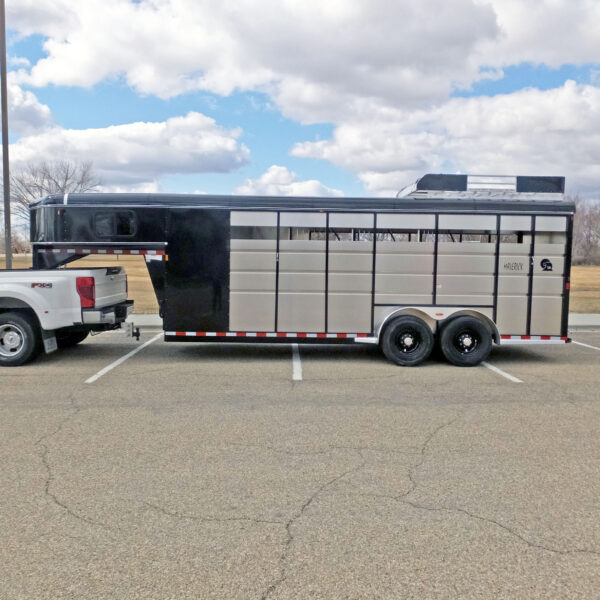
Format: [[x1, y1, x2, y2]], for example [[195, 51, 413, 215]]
[[1, 160, 100, 254], [572, 196, 600, 265], [2, 162, 600, 263]]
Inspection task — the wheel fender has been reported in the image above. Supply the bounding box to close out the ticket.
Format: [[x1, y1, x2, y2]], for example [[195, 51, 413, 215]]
[[376, 307, 500, 344], [0, 293, 47, 329], [377, 308, 436, 340], [439, 310, 500, 344]]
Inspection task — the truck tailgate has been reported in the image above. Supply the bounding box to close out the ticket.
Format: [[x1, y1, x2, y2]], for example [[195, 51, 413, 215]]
[[93, 267, 127, 308]]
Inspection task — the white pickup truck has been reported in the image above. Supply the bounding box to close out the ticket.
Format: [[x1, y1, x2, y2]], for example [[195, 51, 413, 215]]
[[0, 267, 133, 366]]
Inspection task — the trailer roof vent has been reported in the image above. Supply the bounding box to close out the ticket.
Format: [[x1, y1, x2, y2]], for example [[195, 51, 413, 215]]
[[467, 175, 516, 191], [397, 173, 565, 200]]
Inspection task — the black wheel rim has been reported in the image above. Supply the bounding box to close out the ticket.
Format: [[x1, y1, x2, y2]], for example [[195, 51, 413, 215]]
[[394, 327, 422, 354], [452, 328, 480, 355]]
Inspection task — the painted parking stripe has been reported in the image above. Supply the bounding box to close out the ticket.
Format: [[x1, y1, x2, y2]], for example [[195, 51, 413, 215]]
[[292, 344, 302, 381], [481, 361, 523, 383], [572, 340, 600, 351], [85, 333, 162, 384]]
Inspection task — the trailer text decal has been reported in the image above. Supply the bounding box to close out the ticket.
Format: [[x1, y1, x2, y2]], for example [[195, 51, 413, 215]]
[[503, 261, 524, 271]]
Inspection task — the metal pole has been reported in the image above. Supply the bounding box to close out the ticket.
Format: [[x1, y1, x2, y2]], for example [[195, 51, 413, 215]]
[[0, 0, 11, 269]]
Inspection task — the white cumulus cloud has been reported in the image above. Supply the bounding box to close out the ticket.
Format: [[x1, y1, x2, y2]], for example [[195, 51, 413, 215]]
[[7, 0, 498, 115], [235, 165, 343, 197], [7, 0, 600, 195], [8, 78, 52, 135], [10, 112, 250, 186], [292, 81, 600, 195]]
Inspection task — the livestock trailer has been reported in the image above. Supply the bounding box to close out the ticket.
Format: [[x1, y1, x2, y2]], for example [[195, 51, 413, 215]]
[[30, 173, 574, 366]]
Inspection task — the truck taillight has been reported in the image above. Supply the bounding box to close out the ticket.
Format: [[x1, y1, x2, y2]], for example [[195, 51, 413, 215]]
[[76, 277, 95, 308]]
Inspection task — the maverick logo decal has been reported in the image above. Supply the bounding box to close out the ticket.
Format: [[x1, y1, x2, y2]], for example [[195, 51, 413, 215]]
[[540, 258, 553, 272], [503, 261, 524, 271]]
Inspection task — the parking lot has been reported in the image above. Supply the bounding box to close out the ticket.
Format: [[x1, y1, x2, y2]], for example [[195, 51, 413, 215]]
[[1, 330, 600, 599]]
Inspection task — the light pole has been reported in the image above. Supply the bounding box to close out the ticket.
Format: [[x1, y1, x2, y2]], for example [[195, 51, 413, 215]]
[[0, 0, 11, 269]]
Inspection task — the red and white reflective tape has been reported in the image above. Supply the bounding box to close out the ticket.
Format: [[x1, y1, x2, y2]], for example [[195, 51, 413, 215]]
[[165, 331, 370, 339], [38, 248, 165, 256], [499, 335, 570, 345]]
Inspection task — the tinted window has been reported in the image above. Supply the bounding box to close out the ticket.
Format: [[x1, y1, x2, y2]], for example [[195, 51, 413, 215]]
[[94, 211, 137, 237]]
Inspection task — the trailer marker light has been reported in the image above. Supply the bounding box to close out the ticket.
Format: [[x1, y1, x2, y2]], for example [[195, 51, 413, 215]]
[[76, 277, 95, 308]]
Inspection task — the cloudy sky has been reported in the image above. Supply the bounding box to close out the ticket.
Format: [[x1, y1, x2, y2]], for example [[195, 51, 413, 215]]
[[5, 0, 600, 197]]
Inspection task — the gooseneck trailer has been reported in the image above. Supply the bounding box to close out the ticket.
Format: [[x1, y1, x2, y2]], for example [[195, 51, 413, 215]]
[[22, 173, 574, 367]]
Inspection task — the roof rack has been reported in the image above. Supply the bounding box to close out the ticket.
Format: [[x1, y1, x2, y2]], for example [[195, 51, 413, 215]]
[[397, 174, 565, 201]]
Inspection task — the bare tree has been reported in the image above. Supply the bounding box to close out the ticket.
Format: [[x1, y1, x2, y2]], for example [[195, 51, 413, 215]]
[[9, 160, 101, 221], [572, 195, 600, 265]]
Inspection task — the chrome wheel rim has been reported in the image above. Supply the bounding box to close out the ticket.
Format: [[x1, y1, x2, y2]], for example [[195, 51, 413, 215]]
[[0, 323, 26, 358]]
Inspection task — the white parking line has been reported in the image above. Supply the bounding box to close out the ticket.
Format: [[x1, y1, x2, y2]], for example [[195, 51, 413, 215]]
[[292, 343, 302, 381], [481, 361, 523, 383], [85, 333, 162, 384], [572, 340, 600, 351]]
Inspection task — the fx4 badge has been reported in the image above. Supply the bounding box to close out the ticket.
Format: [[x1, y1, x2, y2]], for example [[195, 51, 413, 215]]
[[540, 258, 553, 272], [31, 282, 53, 288]]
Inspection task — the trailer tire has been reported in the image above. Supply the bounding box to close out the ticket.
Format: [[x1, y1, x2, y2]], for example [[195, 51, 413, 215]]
[[0, 311, 41, 366], [439, 316, 492, 367], [57, 330, 89, 349], [381, 315, 434, 366]]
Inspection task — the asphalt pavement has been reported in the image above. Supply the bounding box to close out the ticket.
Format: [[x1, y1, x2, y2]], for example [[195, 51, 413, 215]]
[[1, 331, 599, 599]]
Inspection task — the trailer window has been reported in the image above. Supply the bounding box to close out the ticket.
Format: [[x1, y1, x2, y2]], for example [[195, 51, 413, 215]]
[[278, 227, 323, 240], [94, 211, 137, 237], [372, 229, 435, 242], [438, 230, 497, 243], [231, 226, 277, 240]]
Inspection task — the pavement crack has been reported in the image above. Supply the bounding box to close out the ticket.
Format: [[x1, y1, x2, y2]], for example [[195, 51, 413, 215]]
[[260, 450, 366, 600], [36, 441, 112, 531], [34, 391, 81, 447], [368, 409, 600, 558], [399, 498, 600, 557], [227, 442, 414, 457], [34, 389, 112, 532], [141, 501, 284, 526], [397, 411, 465, 501]]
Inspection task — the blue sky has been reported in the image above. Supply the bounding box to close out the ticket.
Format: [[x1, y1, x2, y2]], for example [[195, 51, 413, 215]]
[[5, 1, 600, 197]]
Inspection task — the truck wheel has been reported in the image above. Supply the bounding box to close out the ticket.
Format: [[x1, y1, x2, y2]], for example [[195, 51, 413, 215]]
[[439, 316, 492, 367], [381, 315, 434, 366], [57, 330, 89, 349], [0, 312, 41, 366]]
